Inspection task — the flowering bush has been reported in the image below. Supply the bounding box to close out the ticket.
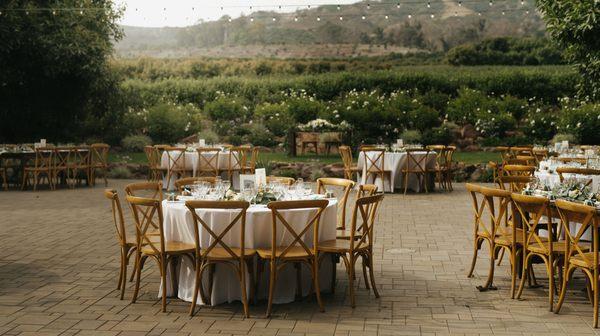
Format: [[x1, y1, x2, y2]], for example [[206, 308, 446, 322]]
[[284, 90, 325, 124], [254, 102, 295, 137], [520, 105, 558, 141], [558, 101, 600, 144], [474, 112, 516, 138], [298, 119, 351, 132]]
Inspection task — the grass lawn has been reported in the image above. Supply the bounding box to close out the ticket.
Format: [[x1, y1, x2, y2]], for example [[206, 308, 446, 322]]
[[109, 150, 499, 166]]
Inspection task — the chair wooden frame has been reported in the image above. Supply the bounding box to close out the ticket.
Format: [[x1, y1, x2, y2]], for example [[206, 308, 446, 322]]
[[68, 146, 91, 188], [242, 147, 259, 174], [225, 146, 248, 181], [257, 199, 329, 317], [554, 200, 600, 327], [196, 147, 221, 177], [185, 200, 254, 317], [318, 194, 384, 307], [165, 147, 188, 190], [503, 164, 536, 177], [557, 167, 600, 186], [316, 177, 355, 232], [339, 146, 359, 180], [402, 148, 431, 195], [466, 184, 519, 294], [361, 148, 391, 193], [90, 143, 109, 187], [127, 195, 196, 313], [0, 166, 6, 190], [174, 177, 217, 192], [21, 148, 54, 191], [557, 157, 587, 165], [499, 175, 534, 193], [512, 193, 561, 310], [104, 189, 137, 300], [144, 146, 165, 182], [427, 145, 451, 191], [266, 176, 295, 186], [53, 147, 71, 188]]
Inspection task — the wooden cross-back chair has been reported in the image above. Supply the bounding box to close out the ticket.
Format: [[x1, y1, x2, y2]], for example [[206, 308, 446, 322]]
[[174, 176, 217, 192], [226, 146, 247, 181], [503, 164, 536, 177], [554, 200, 599, 327], [499, 175, 534, 193], [427, 145, 448, 190], [511, 146, 535, 158], [316, 177, 355, 231], [104, 189, 137, 300], [165, 147, 188, 190], [196, 147, 221, 177], [319, 193, 384, 307], [90, 143, 109, 187], [533, 148, 549, 162], [512, 193, 563, 311], [361, 148, 390, 193], [257, 199, 329, 317], [21, 148, 54, 191], [127, 195, 196, 313], [445, 146, 456, 191], [52, 147, 71, 188], [124, 182, 163, 243], [402, 148, 431, 194], [496, 146, 513, 163], [515, 155, 538, 166], [0, 166, 6, 191], [557, 157, 587, 165], [144, 146, 165, 182], [266, 176, 295, 186], [465, 184, 519, 293], [556, 167, 600, 186], [68, 146, 91, 188], [185, 200, 255, 317], [339, 145, 359, 180], [241, 147, 259, 174]]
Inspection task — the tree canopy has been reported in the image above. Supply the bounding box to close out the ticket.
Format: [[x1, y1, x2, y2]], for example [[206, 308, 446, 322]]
[[536, 0, 600, 100], [0, 0, 123, 142]]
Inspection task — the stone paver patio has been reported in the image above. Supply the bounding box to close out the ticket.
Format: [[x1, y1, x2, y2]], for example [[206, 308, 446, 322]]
[[1, 180, 599, 335]]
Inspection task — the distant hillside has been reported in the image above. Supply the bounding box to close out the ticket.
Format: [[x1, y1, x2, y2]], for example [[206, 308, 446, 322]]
[[115, 0, 546, 58]]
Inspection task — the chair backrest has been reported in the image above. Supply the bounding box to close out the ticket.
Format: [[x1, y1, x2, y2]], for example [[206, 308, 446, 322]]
[[34, 148, 54, 169], [266, 176, 295, 186], [126, 195, 165, 255], [246, 147, 259, 171], [466, 183, 512, 240], [511, 193, 554, 255], [498, 175, 533, 192], [348, 194, 384, 251], [104, 189, 128, 245], [557, 157, 587, 165], [427, 145, 448, 168], [91, 143, 109, 167], [339, 145, 354, 170], [316, 177, 355, 230], [267, 200, 329, 258], [166, 147, 186, 171], [185, 200, 250, 259], [54, 147, 71, 169], [556, 199, 599, 269], [533, 149, 549, 161], [196, 147, 221, 175], [445, 146, 456, 169], [175, 177, 217, 192], [362, 148, 385, 174], [557, 167, 600, 184], [72, 146, 91, 167], [227, 146, 248, 172], [511, 146, 535, 158], [125, 181, 163, 200], [144, 145, 158, 168], [515, 155, 537, 166], [405, 148, 431, 173], [496, 146, 513, 162], [357, 184, 378, 197], [503, 164, 536, 177]]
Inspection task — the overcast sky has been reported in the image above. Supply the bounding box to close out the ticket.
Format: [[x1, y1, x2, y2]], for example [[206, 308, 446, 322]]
[[114, 0, 360, 27]]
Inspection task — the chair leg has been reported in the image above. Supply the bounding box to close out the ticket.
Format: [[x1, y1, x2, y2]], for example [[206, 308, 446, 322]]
[[554, 265, 575, 314], [346, 254, 355, 308], [120, 248, 131, 300], [240, 261, 250, 318], [467, 238, 480, 278], [160, 259, 168, 312], [294, 262, 302, 299], [117, 249, 125, 291], [594, 272, 599, 328], [330, 253, 337, 294], [367, 250, 380, 298], [480, 242, 496, 290], [189, 260, 201, 316], [548, 254, 554, 311], [509, 249, 518, 299], [312, 258, 324, 312], [362, 253, 370, 290], [131, 254, 145, 303], [266, 260, 276, 318], [516, 252, 529, 299]]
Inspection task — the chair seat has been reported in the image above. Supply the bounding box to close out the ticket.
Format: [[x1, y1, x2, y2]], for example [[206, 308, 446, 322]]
[[256, 246, 311, 259], [493, 228, 525, 246], [24, 167, 51, 171], [345, 166, 359, 172], [141, 241, 196, 255], [204, 247, 256, 260], [318, 239, 369, 253], [569, 250, 597, 268], [401, 169, 429, 173], [528, 242, 589, 255]]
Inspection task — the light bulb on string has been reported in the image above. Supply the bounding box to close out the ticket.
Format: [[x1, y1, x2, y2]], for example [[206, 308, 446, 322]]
[[427, 2, 431, 8], [337, 5, 341, 10], [525, 10, 530, 15], [317, 16, 321, 21], [25, 10, 29, 15], [454, 11, 457, 16], [396, 3, 400, 8], [458, 1, 462, 6], [478, 12, 481, 16], [385, 15, 389, 19], [408, 14, 412, 18], [294, 16, 298, 21], [228, 17, 232, 22], [367, 3, 370, 10], [52, 10, 56, 15], [521, 0, 525, 5], [79, 9, 83, 15], [430, 13, 435, 19], [502, 11, 505, 15], [339, 16, 343, 21], [250, 17, 254, 22], [272, 16, 276, 21], [489, 1, 493, 6], [362, 15, 366, 20]]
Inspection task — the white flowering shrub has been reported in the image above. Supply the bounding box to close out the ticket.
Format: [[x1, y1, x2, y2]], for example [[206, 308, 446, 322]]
[[558, 100, 600, 144]]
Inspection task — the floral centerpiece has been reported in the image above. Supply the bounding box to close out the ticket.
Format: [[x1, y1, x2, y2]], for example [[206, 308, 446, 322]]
[[524, 178, 600, 206], [297, 119, 351, 132]]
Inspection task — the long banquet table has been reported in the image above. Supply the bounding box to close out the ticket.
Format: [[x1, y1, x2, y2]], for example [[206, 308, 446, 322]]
[[160, 150, 242, 190], [160, 198, 338, 305], [357, 151, 437, 192]]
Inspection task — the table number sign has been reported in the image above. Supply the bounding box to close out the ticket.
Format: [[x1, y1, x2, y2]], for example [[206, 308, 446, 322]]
[[255, 168, 267, 187], [239, 174, 256, 192]]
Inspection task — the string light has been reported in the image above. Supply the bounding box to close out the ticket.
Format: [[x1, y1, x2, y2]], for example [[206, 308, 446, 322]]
[[272, 16, 276, 21], [408, 14, 412, 18], [502, 11, 505, 15], [396, 3, 400, 8], [294, 16, 298, 21], [427, 2, 431, 8], [458, 1, 462, 6], [228, 17, 232, 22], [52, 10, 56, 15], [489, 1, 493, 6], [361, 15, 366, 20], [521, 0, 525, 5], [250, 16, 254, 21], [79, 9, 83, 15], [317, 16, 321, 21], [339, 15, 343, 20], [385, 15, 389, 19], [367, 3, 370, 9], [430, 13, 435, 18], [337, 5, 340, 10]]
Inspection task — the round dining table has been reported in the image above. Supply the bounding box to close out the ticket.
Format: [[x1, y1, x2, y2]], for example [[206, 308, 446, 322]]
[[160, 198, 338, 306], [160, 150, 242, 190]]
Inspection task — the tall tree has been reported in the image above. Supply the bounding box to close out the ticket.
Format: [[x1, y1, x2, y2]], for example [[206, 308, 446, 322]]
[[0, 0, 123, 142], [536, 0, 600, 99]]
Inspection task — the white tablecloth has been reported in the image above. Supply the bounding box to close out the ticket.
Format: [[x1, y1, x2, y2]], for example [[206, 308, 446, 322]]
[[535, 171, 600, 191], [357, 151, 437, 192], [161, 199, 337, 305], [160, 151, 241, 190]]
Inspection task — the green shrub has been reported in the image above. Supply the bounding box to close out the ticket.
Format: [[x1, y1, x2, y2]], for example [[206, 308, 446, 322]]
[[147, 103, 189, 143], [400, 130, 422, 144], [422, 126, 453, 145], [107, 166, 133, 179], [406, 105, 440, 132], [121, 135, 152, 152], [245, 123, 277, 147], [197, 129, 220, 144], [286, 91, 324, 124], [254, 102, 295, 137], [277, 168, 299, 179], [558, 103, 600, 144], [520, 107, 558, 141], [447, 88, 493, 125], [475, 112, 516, 138], [551, 133, 578, 145]]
